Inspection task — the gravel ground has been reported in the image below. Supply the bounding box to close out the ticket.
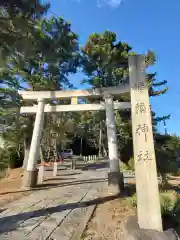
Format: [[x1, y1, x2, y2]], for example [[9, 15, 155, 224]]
[[82, 190, 134, 240]]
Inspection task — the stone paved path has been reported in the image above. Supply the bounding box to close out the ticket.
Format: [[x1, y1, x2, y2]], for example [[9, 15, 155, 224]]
[[0, 161, 109, 240]]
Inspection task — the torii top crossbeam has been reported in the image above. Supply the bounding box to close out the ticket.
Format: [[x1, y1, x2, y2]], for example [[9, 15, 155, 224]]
[[18, 84, 130, 100]]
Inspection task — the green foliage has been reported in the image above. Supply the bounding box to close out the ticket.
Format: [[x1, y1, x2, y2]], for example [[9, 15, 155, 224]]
[[125, 133, 180, 181], [120, 163, 129, 172], [0, 0, 50, 65], [173, 196, 180, 219], [148, 73, 168, 97], [131, 193, 180, 226], [81, 30, 171, 165], [0, 12, 177, 180], [128, 157, 135, 171], [0, 148, 9, 170], [160, 195, 174, 215], [131, 193, 137, 208], [0, 15, 80, 168], [121, 158, 134, 172], [0, 146, 21, 170], [6, 16, 79, 90], [0, 0, 49, 18], [124, 133, 180, 183], [160, 194, 180, 230], [155, 134, 180, 185], [82, 30, 131, 88]]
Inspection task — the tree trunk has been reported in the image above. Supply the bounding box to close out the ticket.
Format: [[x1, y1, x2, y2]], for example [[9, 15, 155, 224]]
[[159, 173, 168, 188]]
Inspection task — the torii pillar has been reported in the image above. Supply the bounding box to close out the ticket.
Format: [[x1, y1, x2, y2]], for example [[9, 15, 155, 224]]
[[105, 95, 124, 194], [22, 98, 45, 188]]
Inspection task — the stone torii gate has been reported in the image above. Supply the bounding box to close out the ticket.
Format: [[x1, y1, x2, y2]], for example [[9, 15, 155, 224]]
[[19, 55, 162, 231], [20, 88, 130, 192]]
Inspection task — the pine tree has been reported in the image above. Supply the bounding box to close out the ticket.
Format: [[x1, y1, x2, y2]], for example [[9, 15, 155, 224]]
[[0, 16, 80, 168], [0, 0, 50, 68], [147, 72, 170, 131], [81, 30, 170, 163]]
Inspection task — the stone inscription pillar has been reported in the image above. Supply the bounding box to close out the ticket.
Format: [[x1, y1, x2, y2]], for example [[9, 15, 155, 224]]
[[129, 55, 162, 231]]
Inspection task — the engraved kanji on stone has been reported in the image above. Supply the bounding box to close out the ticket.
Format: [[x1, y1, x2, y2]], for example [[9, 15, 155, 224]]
[[137, 151, 143, 162], [135, 102, 146, 114], [136, 124, 148, 142], [137, 150, 152, 162], [132, 82, 146, 91], [144, 150, 152, 161]]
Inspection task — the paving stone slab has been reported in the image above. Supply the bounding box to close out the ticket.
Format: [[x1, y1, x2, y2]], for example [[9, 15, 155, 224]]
[[49, 184, 105, 240], [0, 163, 109, 240], [26, 187, 90, 239], [0, 197, 55, 234]]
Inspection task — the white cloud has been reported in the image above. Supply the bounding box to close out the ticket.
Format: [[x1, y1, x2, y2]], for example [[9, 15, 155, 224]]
[[97, 0, 122, 8], [68, 0, 123, 9]]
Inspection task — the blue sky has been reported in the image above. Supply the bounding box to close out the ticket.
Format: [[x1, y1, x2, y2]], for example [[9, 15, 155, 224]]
[[48, 0, 180, 135]]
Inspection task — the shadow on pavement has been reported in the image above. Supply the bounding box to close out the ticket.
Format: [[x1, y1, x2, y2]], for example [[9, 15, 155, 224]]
[[82, 161, 109, 171], [57, 173, 82, 176], [0, 194, 118, 234], [38, 178, 107, 189], [43, 177, 76, 182], [0, 209, 6, 214], [0, 178, 107, 196]]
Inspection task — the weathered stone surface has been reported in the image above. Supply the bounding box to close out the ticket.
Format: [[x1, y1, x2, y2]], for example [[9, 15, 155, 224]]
[[37, 165, 44, 184], [129, 55, 162, 231], [0, 162, 108, 240], [71, 159, 76, 170], [108, 171, 124, 196], [105, 95, 123, 195], [124, 216, 179, 240], [22, 169, 38, 188], [53, 162, 58, 177]]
